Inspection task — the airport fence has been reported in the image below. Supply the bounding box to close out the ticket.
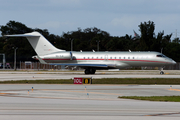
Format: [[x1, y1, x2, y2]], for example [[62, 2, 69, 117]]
[[19, 61, 62, 70], [8, 61, 180, 70], [125, 63, 180, 70]]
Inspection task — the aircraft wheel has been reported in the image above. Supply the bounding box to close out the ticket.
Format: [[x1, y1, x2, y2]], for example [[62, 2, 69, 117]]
[[85, 68, 96, 74], [85, 69, 90, 74], [160, 71, 164, 75], [90, 68, 96, 74]]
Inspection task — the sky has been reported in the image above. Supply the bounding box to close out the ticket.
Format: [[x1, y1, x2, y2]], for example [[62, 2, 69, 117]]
[[0, 0, 180, 39]]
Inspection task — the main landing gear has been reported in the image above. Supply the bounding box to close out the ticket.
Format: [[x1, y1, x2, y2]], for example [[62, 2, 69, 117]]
[[84, 68, 96, 74]]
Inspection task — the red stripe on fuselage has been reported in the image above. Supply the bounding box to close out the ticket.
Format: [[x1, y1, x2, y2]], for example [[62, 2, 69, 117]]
[[43, 59, 70, 60], [42, 58, 169, 64]]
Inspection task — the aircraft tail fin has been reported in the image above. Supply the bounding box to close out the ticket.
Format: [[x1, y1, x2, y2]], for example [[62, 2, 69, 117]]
[[4, 32, 65, 56]]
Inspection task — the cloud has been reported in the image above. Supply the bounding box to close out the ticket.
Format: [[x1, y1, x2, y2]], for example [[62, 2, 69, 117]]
[[1, 0, 180, 37], [38, 21, 60, 29], [37, 21, 75, 29], [110, 13, 180, 36], [111, 17, 137, 28], [48, 0, 81, 8], [49, 0, 81, 4]]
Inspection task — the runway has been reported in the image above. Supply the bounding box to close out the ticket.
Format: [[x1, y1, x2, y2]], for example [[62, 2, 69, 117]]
[[1, 70, 180, 119], [1, 84, 180, 119], [0, 70, 180, 81]]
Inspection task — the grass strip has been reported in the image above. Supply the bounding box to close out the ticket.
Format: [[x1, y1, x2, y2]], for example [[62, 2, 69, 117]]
[[1, 78, 180, 84], [119, 96, 180, 102], [0, 79, 73, 84], [92, 78, 180, 84]]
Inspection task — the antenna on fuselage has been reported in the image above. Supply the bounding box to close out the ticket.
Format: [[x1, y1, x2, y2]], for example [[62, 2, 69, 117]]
[[129, 50, 131, 52], [92, 50, 95, 52], [161, 48, 163, 53]]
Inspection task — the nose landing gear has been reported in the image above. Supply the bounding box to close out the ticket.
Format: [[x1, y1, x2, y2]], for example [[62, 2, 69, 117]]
[[160, 71, 164, 75], [160, 67, 164, 75]]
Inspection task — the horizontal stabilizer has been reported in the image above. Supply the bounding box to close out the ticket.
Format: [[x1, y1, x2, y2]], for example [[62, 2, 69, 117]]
[[37, 56, 47, 64]]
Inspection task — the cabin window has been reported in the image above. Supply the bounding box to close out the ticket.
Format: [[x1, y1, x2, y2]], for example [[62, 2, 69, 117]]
[[92, 57, 93, 59], [110, 57, 112, 59], [119, 57, 121, 59], [97, 57, 98, 59], [128, 57, 130, 59], [88, 57, 89, 59], [114, 57, 116, 59], [84, 57, 85, 59], [124, 57, 126, 59], [133, 57, 134, 59]]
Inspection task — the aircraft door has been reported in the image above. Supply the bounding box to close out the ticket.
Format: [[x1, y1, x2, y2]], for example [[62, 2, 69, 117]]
[[104, 55, 108, 61]]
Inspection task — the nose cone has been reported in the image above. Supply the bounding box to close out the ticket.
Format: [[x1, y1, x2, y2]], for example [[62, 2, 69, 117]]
[[172, 60, 176, 64]]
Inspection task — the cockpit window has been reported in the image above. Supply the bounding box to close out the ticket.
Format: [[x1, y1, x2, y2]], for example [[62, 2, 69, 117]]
[[157, 55, 163, 57], [156, 55, 166, 57]]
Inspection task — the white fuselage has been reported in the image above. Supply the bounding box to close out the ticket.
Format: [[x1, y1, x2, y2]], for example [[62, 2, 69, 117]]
[[40, 51, 176, 69]]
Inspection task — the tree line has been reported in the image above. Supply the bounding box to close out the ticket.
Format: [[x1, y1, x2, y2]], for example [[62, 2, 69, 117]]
[[0, 20, 179, 65]]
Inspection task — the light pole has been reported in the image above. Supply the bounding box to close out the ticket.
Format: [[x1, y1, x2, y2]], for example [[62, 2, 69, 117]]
[[96, 40, 100, 51], [12, 47, 18, 70], [0, 54, 5, 69], [71, 39, 74, 51]]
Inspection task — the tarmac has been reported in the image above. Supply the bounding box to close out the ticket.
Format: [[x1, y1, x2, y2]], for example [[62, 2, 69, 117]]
[[1, 84, 180, 119], [1, 70, 180, 119], [0, 70, 180, 81]]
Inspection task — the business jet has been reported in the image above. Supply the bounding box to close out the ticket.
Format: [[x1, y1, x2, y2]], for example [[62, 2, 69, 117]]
[[5, 32, 176, 74]]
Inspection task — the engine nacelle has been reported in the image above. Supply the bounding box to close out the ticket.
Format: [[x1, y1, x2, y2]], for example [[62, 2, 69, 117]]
[[42, 52, 73, 60]]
